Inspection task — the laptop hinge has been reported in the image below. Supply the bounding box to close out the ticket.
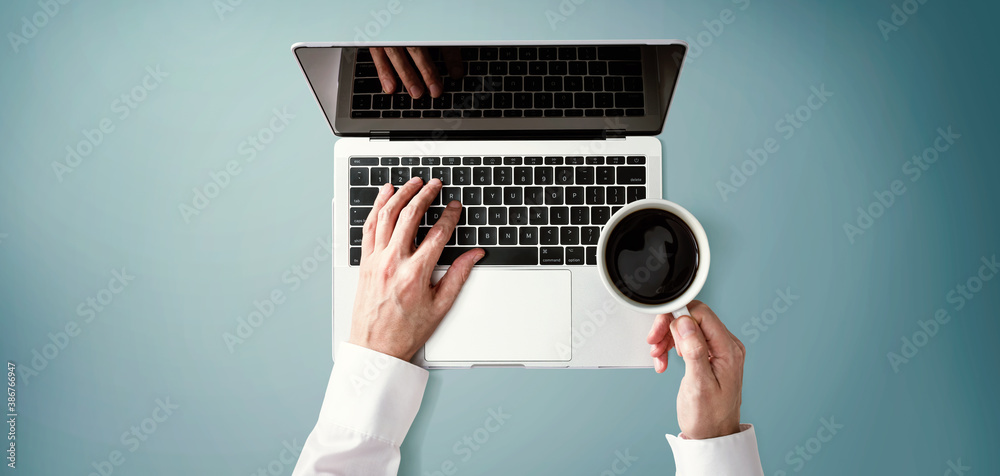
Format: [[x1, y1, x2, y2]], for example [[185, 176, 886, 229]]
[[369, 130, 390, 141], [604, 129, 627, 140]]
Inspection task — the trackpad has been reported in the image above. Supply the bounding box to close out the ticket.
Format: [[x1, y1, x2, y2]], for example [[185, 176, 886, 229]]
[[425, 269, 571, 362]]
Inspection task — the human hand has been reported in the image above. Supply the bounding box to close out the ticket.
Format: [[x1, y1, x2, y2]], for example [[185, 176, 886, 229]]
[[348, 178, 484, 361], [647, 301, 745, 440], [369, 47, 463, 98]]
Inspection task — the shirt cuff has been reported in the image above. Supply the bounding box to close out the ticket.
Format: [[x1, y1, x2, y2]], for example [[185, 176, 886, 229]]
[[665, 424, 765, 476], [322, 343, 429, 447]]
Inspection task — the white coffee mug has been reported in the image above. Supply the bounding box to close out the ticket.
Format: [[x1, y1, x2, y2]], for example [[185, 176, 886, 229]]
[[596, 199, 710, 319]]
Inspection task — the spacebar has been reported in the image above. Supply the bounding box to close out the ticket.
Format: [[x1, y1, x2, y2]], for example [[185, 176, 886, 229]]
[[437, 247, 538, 265]]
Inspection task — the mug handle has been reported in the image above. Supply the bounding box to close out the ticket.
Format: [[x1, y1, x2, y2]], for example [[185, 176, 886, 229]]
[[671, 306, 690, 320]]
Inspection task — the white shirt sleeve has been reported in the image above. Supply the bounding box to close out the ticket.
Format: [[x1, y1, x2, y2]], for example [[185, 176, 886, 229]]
[[665, 424, 765, 476], [291, 343, 429, 476]]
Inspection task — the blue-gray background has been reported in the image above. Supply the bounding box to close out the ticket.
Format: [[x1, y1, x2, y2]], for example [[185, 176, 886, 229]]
[[1, 0, 997, 475]]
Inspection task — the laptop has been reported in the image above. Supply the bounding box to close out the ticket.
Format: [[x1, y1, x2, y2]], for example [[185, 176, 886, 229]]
[[292, 40, 687, 368]]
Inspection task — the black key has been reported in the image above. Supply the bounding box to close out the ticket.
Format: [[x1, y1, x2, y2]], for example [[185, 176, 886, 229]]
[[615, 92, 644, 108], [503, 77, 523, 91], [606, 156, 625, 165], [504, 156, 523, 165], [597, 166, 615, 184], [598, 46, 641, 60], [509, 61, 527, 75], [489, 61, 508, 75], [453, 167, 472, 185], [423, 111, 443, 118], [585, 109, 604, 116], [509, 206, 528, 225], [500, 47, 518, 60], [484, 76, 504, 92], [550, 61, 567, 75], [457, 227, 477, 245], [617, 167, 646, 184], [578, 47, 597, 60], [586, 246, 597, 265], [575, 167, 595, 184], [514, 92, 533, 109], [545, 110, 562, 117], [525, 76, 543, 92], [586, 156, 604, 165], [564, 76, 583, 91], [351, 157, 379, 166], [566, 246, 584, 265], [480, 47, 498, 60], [493, 167, 512, 185], [525, 156, 544, 165], [352, 95, 372, 109], [569, 61, 588, 75], [534, 93, 553, 108], [530, 61, 547, 75], [558, 47, 577, 60], [381, 110, 401, 118], [350, 187, 380, 205], [534, 167, 553, 185], [454, 92, 473, 108], [354, 62, 377, 76], [627, 155, 646, 164], [350, 247, 362, 266], [403, 110, 422, 117], [613, 206, 623, 215], [350, 207, 371, 226], [432, 93, 452, 109], [372, 94, 393, 109], [604, 77, 623, 92], [463, 157, 482, 165], [402, 157, 420, 166], [442, 187, 462, 204], [529, 206, 548, 225], [551, 207, 570, 225], [591, 206, 611, 225], [431, 167, 451, 185], [469, 61, 488, 76], [411, 167, 430, 183], [473, 92, 493, 109], [351, 111, 380, 118], [588, 61, 607, 75], [393, 94, 412, 109], [607, 186, 626, 204], [443, 157, 461, 165], [624, 77, 644, 91], [596, 93, 614, 108], [505, 187, 523, 205], [609, 62, 643, 76], [473, 168, 492, 186], [464, 188, 483, 206], [545, 186, 564, 205], [488, 208, 507, 225], [626, 109, 644, 116], [627, 186, 646, 202], [514, 167, 533, 185], [555, 167, 574, 185], [462, 109, 482, 118], [478, 227, 498, 245], [564, 108, 583, 116], [566, 186, 585, 204], [483, 156, 502, 165], [495, 93, 513, 109], [467, 206, 487, 224], [499, 227, 518, 245], [354, 78, 382, 93], [555, 92, 573, 108], [460, 47, 478, 60], [413, 96, 432, 109], [584, 76, 603, 91], [545, 158, 563, 167], [539, 47, 557, 60], [586, 187, 605, 205], [426, 207, 445, 224], [571, 207, 589, 225], [484, 187, 503, 205], [566, 156, 584, 165], [350, 168, 369, 185], [525, 187, 545, 205], [582, 226, 600, 245], [543, 76, 562, 91], [415, 226, 431, 245], [381, 157, 400, 166], [519, 226, 538, 245], [438, 247, 537, 266], [540, 246, 563, 265], [541, 227, 559, 245], [519, 47, 537, 60]]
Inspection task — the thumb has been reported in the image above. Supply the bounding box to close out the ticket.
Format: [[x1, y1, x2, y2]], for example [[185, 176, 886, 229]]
[[434, 248, 484, 312], [670, 316, 717, 385]]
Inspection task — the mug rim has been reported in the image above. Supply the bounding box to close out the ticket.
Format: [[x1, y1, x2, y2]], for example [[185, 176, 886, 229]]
[[596, 199, 711, 314]]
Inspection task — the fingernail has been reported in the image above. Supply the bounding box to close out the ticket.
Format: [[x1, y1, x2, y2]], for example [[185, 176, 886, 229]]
[[381, 79, 392, 94], [447, 200, 461, 209], [378, 183, 391, 195], [429, 83, 443, 98], [410, 85, 425, 98], [409, 176, 422, 184], [676, 317, 696, 338], [429, 178, 441, 186], [473, 250, 485, 263]]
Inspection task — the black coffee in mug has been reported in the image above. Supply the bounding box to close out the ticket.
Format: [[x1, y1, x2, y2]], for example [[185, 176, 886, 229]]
[[604, 208, 700, 305]]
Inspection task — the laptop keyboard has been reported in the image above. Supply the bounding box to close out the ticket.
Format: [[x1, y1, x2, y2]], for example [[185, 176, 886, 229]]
[[348, 155, 647, 266], [350, 46, 646, 119]]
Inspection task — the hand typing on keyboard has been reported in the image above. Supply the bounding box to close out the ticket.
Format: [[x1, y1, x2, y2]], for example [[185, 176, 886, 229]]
[[348, 177, 485, 361], [370, 47, 464, 99]]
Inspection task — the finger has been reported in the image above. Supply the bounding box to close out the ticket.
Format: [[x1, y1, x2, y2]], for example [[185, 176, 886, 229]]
[[654, 353, 668, 373], [361, 183, 394, 258], [433, 247, 485, 313], [407, 47, 443, 98], [370, 47, 397, 94], [687, 300, 741, 360], [647, 313, 674, 344], [650, 338, 671, 357], [384, 47, 425, 98], [390, 178, 441, 248], [441, 47, 465, 79], [414, 200, 462, 267], [374, 177, 423, 250], [670, 316, 719, 388]]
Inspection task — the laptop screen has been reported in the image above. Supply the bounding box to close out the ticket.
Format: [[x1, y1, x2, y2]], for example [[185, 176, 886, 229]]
[[293, 42, 686, 138]]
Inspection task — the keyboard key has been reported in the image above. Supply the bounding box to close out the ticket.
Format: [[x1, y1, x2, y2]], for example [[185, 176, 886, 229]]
[[566, 156, 584, 165], [433, 94, 452, 109], [586, 246, 597, 265], [431, 167, 451, 185], [480, 47, 499, 60], [354, 62, 377, 77], [373, 94, 393, 109], [604, 77, 623, 92], [591, 206, 611, 225], [489, 61, 508, 75], [352, 95, 371, 109], [541, 227, 559, 245], [570, 207, 589, 225], [391, 167, 410, 185], [350, 247, 362, 265], [596, 93, 614, 108], [607, 186, 626, 205], [350, 168, 368, 185], [627, 186, 646, 202], [551, 207, 570, 225], [525, 156, 544, 165], [606, 156, 626, 165], [540, 247, 563, 265], [443, 157, 461, 165], [350, 187, 380, 205], [462, 110, 482, 118], [469, 62, 488, 76], [543, 76, 562, 91], [484, 187, 503, 205], [354, 78, 382, 93], [609, 61, 643, 76], [586, 156, 604, 165], [566, 186, 585, 204], [499, 227, 518, 245], [350, 157, 379, 166], [500, 47, 518, 60], [514, 167, 533, 185], [530, 61, 547, 75], [624, 77, 644, 91], [588, 61, 607, 75], [519, 47, 537, 60], [534, 167, 553, 185], [493, 167, 513, 185], [519, 226, 538, 245], [442, 187, 462, 204], [473, 167, 491, 185], [626, 109, 644, 116], [550, 61, 567, 75], [534, 92, 553, 108], [530, 207, 548, 225], [453, 167, 472, 185], [381, 110, 401, 118], [627, 156, 646, 164], [555, 92, 573, 108], [545, 156, 564, 165], [569, 61, 588, 75], [464, 188, 483, 206], [402, 157, 420, 166], [539, 47, 557, 60], [457, 227, 477, 245], [381, 157, 400, 166], [598, 46, 641, 60], [463, 157, 482, 165], [504, 156, 523, 165], [564, 77, 583, 91], [585, 109, 604, 116], [545, 187, 564, 205], [586, 187, 605, 205], [558, 47, 577, 60], [478, 227, 498, 245], [514, 93, 533, 108], [509, 206, 528, 225], [561, 227, 579, 245], [426, 207, 445, 224], [578, 47, 596, 60], [617, 167, 647, 184], [467, 206, 487, 224], [525, 77, 543, 91], [403, 110, 422, 117], [525, 187, 545, 205], [488, 208, 507, 225], [509, 61, 527, 75], [350, 207, 371, 226], [554, 167, 574, 185], [615, 92, 644, 108], [495, 93, 513, 109], [575, 167, 595, 184], [596, 166, 615, 184], [411, 167, 430, 183], [393, 94, 412, 109], [351, 111, 380, 118], [505, 187, 523, 205], [584, 77, 603, 91], [438, 247, 537, 266], [566, 246, 585, 265], [582, 226, 600, 245]]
